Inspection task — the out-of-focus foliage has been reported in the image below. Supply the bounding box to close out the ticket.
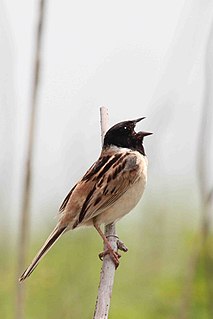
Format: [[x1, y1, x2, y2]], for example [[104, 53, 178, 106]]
[[1, 207, 213, 319]]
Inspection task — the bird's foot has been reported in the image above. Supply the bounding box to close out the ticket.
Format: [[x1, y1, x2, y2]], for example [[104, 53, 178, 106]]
[[93, 224, 128, 269], [105, 235, 128, 253], [98, 249, 121, 268], [98, 238, 128, 268]]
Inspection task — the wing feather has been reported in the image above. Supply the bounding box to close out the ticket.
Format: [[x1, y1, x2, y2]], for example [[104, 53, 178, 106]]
[[58, 151, 141, 229], [75, 152, 140, 226]]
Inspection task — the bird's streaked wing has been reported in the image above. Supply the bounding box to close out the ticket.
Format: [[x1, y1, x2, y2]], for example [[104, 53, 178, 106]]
[[59, 151, 140, 228]]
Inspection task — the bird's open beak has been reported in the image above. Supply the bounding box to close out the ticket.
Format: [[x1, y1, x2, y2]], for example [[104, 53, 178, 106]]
[[133, 118, 152, 136], [141, 131, 153, 137], [134, 117, 146, 123], [137, 131, 153, 138]]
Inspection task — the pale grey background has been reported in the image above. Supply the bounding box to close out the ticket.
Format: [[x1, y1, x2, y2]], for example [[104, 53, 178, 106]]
[[0, 0, 213, 234]]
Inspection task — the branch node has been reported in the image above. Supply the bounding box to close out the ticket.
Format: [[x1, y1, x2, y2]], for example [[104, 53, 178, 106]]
[[117, 239, 129, 252]]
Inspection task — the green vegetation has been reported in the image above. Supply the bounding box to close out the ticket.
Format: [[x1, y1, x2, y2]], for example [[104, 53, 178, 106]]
[[1, 207, 213, 319]]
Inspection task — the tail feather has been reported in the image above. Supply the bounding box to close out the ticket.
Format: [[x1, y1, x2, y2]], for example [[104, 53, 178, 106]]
[[19, 226, 67, 282]]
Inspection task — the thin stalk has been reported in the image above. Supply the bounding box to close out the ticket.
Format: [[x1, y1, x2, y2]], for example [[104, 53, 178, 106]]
[[15, 1, 46, 319], [93, 107, 118, 319]]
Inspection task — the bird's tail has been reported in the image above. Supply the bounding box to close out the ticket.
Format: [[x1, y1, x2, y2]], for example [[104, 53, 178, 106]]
[[19, 225, 67, 282]]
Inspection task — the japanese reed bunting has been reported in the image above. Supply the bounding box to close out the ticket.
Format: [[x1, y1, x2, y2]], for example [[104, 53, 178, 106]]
[[19, 117, 152, 282]]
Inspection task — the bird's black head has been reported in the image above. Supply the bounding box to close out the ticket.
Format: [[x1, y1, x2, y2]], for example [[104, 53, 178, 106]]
[[103, 117, 152, 155]]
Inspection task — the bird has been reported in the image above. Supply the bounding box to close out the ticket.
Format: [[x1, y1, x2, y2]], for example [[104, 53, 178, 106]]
[[19, 117, 152, 282]]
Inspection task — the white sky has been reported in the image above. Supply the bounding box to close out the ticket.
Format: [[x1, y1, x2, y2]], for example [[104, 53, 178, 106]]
[[1, 0, 213, 230]]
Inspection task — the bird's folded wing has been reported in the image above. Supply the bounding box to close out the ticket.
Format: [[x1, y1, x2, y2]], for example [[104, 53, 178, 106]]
[[58, 152, 141, 228], [75, 152, 140, 226]]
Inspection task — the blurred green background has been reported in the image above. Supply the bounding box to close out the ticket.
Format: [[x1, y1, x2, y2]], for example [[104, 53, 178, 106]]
[[1, 204, 213, 318]]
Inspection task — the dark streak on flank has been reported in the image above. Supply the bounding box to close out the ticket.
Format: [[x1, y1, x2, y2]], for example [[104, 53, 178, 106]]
[[112, 166, 119, 179], [111, 186, 116, 194], [94, 196, 102, 206], [97, 177, 104, 187], [59, 184, 77, 212], [103, 185, 108, 195], [78, 187, 96, 224], [107, 174, 112, 183]]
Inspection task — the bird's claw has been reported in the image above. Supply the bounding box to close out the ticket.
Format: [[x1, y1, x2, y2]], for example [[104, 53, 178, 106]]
[[97, 232, 128, 269], [98, 249, 121, 268]]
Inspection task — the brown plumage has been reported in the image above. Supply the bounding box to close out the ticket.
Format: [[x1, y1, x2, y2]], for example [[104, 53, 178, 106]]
[[19, 118, 152, 282]]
